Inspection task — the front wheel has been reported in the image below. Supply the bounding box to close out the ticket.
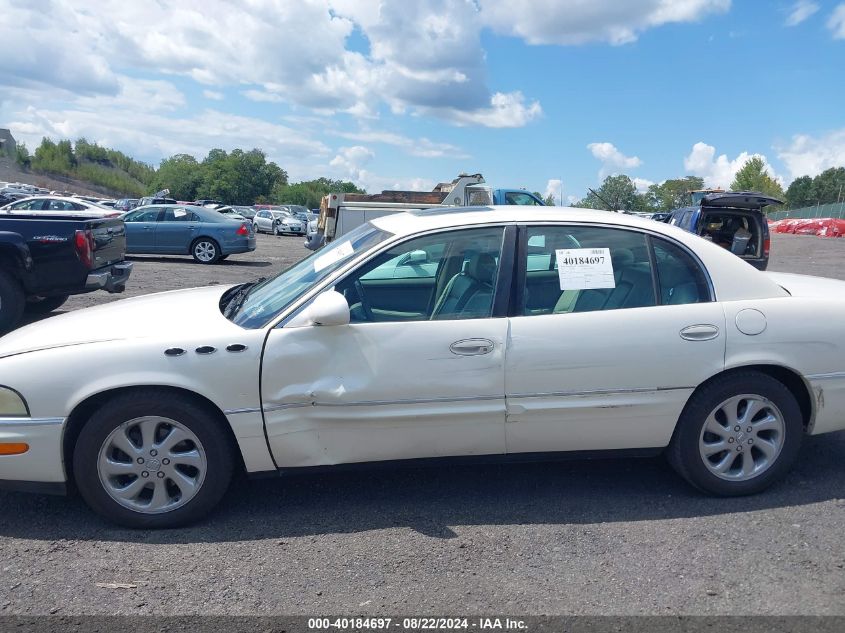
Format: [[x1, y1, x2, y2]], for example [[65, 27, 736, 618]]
[[273, 222, 281, 236], [73, 390, 235, 528], [668, 371, 803, 496], [0, 270, 24, 333], [25, 294, 70, 314], [191, 238, 220, 264]]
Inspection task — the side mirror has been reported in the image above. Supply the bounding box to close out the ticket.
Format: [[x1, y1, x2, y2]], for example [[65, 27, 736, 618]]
[[304, 290, 350, 326], [402, 249, 428, 265]]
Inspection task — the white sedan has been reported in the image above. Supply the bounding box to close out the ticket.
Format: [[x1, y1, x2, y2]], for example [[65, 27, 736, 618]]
[[1, 207, 843, 527], [252, 209, 304, 235], [0, 195, 121, 217]]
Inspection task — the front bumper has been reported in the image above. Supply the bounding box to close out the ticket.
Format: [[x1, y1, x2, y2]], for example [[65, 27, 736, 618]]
[[0, 417, 66, 486], [85, 261, 133, 293]]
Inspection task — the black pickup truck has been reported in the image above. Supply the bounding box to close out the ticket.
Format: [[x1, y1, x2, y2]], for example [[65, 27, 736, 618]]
[[0, 214, 132, 332]]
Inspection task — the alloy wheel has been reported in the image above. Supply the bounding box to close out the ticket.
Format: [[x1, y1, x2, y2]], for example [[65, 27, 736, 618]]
[[194, 241, 216, 262], [698, 394, 785, 481], [97, 416, 208, 514]]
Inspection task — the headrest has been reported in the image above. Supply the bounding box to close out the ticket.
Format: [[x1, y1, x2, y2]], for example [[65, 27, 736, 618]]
[[611, 248, 634, 267], [465, 252, 497, 285]]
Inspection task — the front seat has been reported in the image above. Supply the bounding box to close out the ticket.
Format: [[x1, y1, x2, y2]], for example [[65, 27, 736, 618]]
[[431, 253, 497, 320]]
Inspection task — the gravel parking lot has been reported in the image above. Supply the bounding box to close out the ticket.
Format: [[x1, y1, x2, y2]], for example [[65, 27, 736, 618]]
[[2, 232, 844, 616]]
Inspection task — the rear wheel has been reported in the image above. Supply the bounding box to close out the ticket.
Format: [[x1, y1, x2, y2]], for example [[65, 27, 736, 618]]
[[25, 294, 69, 314], [73, 390, 235, 528], [0, 270, 24, 333], [191, 238, 221, 264], [668, 371, 803, 496]]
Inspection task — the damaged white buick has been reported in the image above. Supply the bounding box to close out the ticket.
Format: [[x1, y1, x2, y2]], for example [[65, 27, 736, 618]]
[[1, 206, 844, 527]]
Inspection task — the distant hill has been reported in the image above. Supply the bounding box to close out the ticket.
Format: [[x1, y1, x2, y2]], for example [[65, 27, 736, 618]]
[[0, 157, 133, 198], [11, 137, 154, 198]]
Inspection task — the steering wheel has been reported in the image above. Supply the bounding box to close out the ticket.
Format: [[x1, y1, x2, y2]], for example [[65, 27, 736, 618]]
[[353, 279, 375, 322]]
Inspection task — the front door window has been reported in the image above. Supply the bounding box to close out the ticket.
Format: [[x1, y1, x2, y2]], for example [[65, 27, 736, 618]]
[[335, 226, 506, 322]]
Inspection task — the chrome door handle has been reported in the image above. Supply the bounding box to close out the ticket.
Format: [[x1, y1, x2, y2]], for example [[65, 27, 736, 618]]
[[450, 338, 494, 356], [680, 324, 720, 341]]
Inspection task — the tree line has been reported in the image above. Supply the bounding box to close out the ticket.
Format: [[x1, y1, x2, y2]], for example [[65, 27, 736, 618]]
[[572, 157, 845, 212], [15, 137, 363, 205]]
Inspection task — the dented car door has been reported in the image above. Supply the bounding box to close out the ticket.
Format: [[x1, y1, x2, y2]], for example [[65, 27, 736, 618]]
[[260, 225, 511, 467]]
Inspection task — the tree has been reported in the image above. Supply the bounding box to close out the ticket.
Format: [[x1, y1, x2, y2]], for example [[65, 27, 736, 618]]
[[730, 157, 785, 200], [572, 174, 646, 211], [644, 176, 705, 211], [543, 193, 556, 206], [271, 178, 365, 209], [810, 167, 845, 206], [15, 142, 30, 169], [784, 175, 815, 209], [151, 154, 203, 201], [194, 148, 287, 204]]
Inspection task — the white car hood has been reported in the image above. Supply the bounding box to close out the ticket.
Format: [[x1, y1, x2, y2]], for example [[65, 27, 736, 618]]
[[0, 284, 240, 359]]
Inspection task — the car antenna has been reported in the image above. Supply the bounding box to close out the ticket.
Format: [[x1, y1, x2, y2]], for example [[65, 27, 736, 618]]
[[588, 188, 614, 211]]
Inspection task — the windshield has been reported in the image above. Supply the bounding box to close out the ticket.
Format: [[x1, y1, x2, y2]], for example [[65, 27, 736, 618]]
[[229, 223, 392, 328]]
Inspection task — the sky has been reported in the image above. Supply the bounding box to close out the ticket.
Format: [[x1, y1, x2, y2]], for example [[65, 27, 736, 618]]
[[1, 0, 844, 203]]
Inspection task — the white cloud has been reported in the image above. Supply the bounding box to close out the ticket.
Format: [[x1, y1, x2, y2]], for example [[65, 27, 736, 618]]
[[544, 179, 563, 205], [425, 92, 542, 128], [203, 90, 224, 101], [829, 3, 845, 38], [1, 0, 730, 133], [785, 1, 819, 26], [480, 0, 731, 45], [329, 146, 376, 182], [588, 142, 643, 178], [633, 177, 655, 192], [334, 129, 469, 158], [777, 129, 845, 179], [6, 104, 330, 173], [683, 142, 782, 188], [243, 90, 286, 103]]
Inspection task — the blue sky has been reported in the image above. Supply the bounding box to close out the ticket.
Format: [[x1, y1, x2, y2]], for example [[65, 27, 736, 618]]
[[1, 0, 844, 202]]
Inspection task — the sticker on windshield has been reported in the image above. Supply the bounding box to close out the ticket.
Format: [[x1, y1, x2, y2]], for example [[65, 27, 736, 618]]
[[555, 248, 615, 290], [173, 209, 187, 217], [314, 241, 354, 272]]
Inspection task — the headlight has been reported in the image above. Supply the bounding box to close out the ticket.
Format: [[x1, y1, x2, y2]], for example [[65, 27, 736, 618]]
[[0, 387, 29, 416]]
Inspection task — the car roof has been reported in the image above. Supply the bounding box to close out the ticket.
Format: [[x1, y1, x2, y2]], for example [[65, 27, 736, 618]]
[[369, 205, 787, 303], [132, 203, 240, 220], [12, 195, 102, 206]]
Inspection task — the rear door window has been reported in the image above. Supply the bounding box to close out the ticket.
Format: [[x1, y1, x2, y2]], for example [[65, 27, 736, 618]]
[[652, 238, 712, 305], [520, 226, 657, 316]]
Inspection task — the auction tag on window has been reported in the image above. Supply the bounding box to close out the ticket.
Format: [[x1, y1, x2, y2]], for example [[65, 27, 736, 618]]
[[314, 240, 354, 272], [173, 209, 187, 217], [555, 248, 615, 290]]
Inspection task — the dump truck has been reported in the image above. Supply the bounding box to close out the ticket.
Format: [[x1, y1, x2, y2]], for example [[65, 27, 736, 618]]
[[305, 173, 545, 250]]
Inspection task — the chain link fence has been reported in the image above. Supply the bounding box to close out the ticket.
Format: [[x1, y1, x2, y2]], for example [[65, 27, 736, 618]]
[[769, 202, 845, 220]]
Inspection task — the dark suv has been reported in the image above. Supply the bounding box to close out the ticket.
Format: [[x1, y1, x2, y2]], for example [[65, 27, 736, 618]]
[[667, 192, 781, 270]]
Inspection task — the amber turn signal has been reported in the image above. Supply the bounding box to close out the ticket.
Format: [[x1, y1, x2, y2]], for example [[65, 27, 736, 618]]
[[0, 443, 29, 455]]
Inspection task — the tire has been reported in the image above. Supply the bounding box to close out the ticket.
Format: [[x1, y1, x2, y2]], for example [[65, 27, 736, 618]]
[[0, 270, 25, 334], [667, 371, 803, 496], [191, 238, 221, 264], [25, 294, 69, 315], [72, 390, 235, 528], [273, 222, 281, 236], [253, 222, 261, 234]]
